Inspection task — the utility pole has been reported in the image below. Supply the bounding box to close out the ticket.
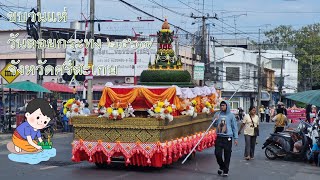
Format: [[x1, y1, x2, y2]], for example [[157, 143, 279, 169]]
[[36, 0, 42, 98], [191, 13, 217, 86], [87, 0, 94, 110], [191, 35, 195, 80], [310, 55, 313, 90], [279, 54, 284, 102], [207, 24, 210, 74], [175, 27, 179, 59], [257, 28, 262, 111]]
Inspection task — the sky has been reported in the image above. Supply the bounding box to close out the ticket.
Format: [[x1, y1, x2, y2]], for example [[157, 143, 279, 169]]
[[1, 0, 320, 42]]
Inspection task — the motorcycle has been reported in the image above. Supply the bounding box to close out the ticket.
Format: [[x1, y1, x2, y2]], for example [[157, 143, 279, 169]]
[[262, 120, 315, 161]]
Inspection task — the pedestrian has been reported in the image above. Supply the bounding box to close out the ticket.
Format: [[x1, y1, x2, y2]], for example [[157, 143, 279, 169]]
[[308, 138, 320, 166], [259, 105, 265, 122], [265, 106, 270, 122], [238, 106, 259, 160], [270, 106, 275, 121], [306, 104, 312, 123], [82, 103, 91, 115], [59, 102, 69, 133], [273, 108, 288, 133], [213, 101, 238, 177], [238, 107, 244, 121]]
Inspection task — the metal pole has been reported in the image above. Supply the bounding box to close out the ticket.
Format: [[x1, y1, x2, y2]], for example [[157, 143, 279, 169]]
[[1, 78, 6, 130], [182, 114, 219, 164], [202, 17, 206, 68], [175, 27, 179, 58], [87, 0, 94, 110], [37, 0, 42, 98], [199, 17, 206, 86], [310, 57, 313, 90], [257, 28, 262, 111], [207, 24, 210, 77], [191, 36, 195, 80], [213, 38, 216, 84], [8, 88, 11, 131], [134, 52, 137, 85], [279, 54, 284, 102]]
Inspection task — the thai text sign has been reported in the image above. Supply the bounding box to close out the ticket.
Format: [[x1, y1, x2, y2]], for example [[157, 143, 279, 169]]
[[66, 43, 157, 76], [193, 63, 205, 80]]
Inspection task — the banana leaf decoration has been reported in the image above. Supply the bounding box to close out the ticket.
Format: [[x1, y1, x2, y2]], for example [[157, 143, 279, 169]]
[[169, 31, 174, 44]]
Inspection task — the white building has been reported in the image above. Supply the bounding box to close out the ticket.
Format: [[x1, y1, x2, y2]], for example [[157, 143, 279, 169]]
[[262, 50, 299, 94], [210, 46, 298, 112]]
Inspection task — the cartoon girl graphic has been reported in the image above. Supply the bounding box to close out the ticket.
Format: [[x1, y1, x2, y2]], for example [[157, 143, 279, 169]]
[[7, 98, 55, 154]]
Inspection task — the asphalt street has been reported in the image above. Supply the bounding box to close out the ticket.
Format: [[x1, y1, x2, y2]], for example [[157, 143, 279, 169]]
[[0, 123, 319, 180]]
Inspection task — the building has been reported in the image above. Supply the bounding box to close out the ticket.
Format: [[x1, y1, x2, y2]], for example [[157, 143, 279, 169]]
[[262, 50, 299, 103], [210, 43, 298, 112], [213, 46, 260, 112]]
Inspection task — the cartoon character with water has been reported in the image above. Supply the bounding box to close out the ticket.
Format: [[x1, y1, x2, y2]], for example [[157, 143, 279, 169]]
[[7, 98, 56, 164]]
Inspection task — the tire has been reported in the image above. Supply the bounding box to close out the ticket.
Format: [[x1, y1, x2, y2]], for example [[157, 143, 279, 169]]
[[305, 149, 312, 162], [265, 147, 277, 160]]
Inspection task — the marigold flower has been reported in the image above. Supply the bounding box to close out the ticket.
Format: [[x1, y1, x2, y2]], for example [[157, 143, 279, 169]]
[[107, 107, 113, 114]]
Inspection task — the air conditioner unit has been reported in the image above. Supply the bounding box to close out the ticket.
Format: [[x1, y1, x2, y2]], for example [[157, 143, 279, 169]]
[[124, 77, 134, 84], [57, 77, 66, 84], [51, 78, 58, 83]]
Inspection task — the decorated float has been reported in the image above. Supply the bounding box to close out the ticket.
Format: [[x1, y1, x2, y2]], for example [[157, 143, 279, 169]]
[[70, 19, 219, 168]]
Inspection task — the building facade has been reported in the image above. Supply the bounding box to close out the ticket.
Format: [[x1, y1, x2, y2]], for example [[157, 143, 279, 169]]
[[211, 45, 298, 113]]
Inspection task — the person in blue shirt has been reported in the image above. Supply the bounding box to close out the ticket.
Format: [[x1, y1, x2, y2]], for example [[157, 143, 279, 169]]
[[82, 103, 91, 115], [213, 100, 239, 177], [59, 102, 69, 132]]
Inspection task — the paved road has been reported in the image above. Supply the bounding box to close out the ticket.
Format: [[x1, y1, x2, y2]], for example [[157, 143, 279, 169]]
[[0, 123, 319, 180]]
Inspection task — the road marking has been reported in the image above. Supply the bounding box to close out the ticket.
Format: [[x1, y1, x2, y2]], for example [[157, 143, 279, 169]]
[[39, 166, 58, 170]]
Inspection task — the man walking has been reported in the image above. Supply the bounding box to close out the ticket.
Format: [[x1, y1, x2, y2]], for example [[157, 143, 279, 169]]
[[213, 101, 239, 177]]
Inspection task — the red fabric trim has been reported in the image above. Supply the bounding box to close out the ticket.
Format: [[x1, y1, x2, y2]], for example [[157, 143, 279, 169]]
[[71, 130, 217, 167]]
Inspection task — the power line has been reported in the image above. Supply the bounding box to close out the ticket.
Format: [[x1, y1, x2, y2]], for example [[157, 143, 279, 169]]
[[147, 0, 189, 18], [177, 0, 259, 41], [118, 0, 195, 36]]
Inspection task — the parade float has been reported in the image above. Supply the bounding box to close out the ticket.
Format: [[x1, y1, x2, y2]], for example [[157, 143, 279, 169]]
[[70, 19, 218, 168]]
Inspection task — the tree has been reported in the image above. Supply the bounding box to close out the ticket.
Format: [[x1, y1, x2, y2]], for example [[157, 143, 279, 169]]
[[264, 23, 320, 91]]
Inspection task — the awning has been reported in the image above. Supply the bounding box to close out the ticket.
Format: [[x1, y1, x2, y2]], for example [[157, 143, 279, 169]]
[[43, 82, 74, 93]]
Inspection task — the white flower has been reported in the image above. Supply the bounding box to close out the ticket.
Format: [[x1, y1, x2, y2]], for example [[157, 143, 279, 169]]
[[164, 99, 170, 107]]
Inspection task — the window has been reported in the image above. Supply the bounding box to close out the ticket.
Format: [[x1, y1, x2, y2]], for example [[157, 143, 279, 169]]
[[229, 97, 240, 110], [226, 67, 240, 81], [231, 101, 239, 110], [271, 59, 285, 69], [43, 59, 57, 76]]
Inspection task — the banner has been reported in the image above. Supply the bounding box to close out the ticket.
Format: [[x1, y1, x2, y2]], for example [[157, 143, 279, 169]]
[[65, 41, 157, 76], [287, 108, 306, 123]]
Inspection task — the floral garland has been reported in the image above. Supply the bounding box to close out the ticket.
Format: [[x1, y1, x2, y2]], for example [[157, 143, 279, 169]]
[[147, 100, 175, 121], [180, 99, 198, 117], [98, 101, 126, 120], [63, 98, 84, 118], [202, 101, 215, 114]]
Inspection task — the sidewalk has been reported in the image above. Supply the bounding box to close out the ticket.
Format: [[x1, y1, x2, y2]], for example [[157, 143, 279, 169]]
[[0, 133, 12, 141]]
